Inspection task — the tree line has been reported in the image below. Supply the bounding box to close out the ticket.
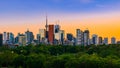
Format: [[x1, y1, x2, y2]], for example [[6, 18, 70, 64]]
[[0, 44, 120, 68]]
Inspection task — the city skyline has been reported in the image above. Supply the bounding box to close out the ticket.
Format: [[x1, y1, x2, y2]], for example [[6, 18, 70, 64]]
[[0, 0, 120, 42], [1, 23, 118, 44], [0, 1, 120, 67]]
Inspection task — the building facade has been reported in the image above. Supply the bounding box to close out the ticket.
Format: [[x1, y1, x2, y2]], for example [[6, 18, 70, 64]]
[[48, 25, 54, 44], [25, 30, 34, 44], [103, 37, 108, 45], [9, 32, 14, 44], [3, 32, 7, 44], [39, 29, 46, 40], [18, 34, 26, 46], [76, 29, 84, 45], [92, 34, 98, 45], [111, 37, 116, 44], [54, 24, 60, 33], [67, 33, 73, 41], [98, 37, 103, 45], [37, 34, 40, 44], [83, 30, 90, 46]]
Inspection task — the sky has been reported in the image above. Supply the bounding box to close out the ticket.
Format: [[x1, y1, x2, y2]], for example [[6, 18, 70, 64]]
[[0, 0, 120, 42]]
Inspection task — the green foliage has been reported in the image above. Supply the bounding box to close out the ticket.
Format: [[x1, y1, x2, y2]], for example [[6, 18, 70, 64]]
[[0, 44, 120, 68]]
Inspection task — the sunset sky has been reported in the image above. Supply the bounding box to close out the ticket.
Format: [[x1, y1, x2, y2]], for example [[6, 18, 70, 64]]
[[0, 0, 120, 42]]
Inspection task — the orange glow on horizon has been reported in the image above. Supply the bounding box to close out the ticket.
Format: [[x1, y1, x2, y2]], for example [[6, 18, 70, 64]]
[[0, 12, 120, 43]]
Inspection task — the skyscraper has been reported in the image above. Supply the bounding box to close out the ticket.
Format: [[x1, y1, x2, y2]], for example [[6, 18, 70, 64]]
[[18, 34, 26, 46], [54, 30, 65, 44], [39, 29, 46, 40], [48, 25, 54, 44], [67, 33, 73, 41], [15, 33, 20, 44], [59, 30, 65, 45], [103, 37, 108, 45], [37, 34, 40, 44], [111, 37, 116, 44], [83, 30, 90, 46], [92, 34, 98, 45], [117, 41, 120, 44], [9, 32, 14, 44], [54, 33, 60, 41], [59, 30, 65, 44], [54, 24, 60, 33], [54, 24, 60, 43], [15, 36, 19, 44], [3, 32, 7, 44], [0, 34, 3, 46], [7, 32, 10, 41], [3, 32, 14, 45], [76, 29, 84, 45], [25, 29, 34, 44], [98, 37, 103, 45]]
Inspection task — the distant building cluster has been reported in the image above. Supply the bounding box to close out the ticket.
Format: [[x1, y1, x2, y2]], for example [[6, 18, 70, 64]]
[[0, 17, 119, 46]]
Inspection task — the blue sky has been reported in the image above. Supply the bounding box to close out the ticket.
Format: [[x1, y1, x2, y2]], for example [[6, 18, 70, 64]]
[[0, 0, 120, 41], [0, 0, 120, 25], [0, 0, 120, 14]]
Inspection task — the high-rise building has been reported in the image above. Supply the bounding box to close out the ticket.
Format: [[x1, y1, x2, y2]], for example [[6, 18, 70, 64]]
[[89, 39, 92, 45], [15, 33, 20, 44], [67, 33, 73, 41], [3, 32, 7, 44], [73, 37, 76, 46], [103, 37, 108, 45], [92, 34, 98, 45], [15, 36, 19, 44], [55, 30, 64, 44], [98, 37, 103, 45], [9, 32, 14, 44], [83, 30, 90, 46], [25, 29, 34, 44], [59, 30, 65, 45], [54, 30, 64, 45], [54, 33, 60, 41], [0, 34, 3, 46], [39, 29, 46, 40], [3, 32, 14, 44], [76, 29, 84, 45], [37, 34, 40, 44], [117, 41, 120, 44], [18, 34, 26, 46], [111, 37, 116, 44], [48, 25, 54, 44], [7, 32, 10, 41], [54, 24, 60, 33], [54, 24, 61, 44]]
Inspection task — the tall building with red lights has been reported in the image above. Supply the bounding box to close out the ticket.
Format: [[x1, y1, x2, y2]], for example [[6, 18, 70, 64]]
[[48, 25, 54, 44]]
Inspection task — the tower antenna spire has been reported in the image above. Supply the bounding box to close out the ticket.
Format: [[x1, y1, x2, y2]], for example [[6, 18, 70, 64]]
[[45, 14, 48, 31], [45, 13, 48, 39]]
